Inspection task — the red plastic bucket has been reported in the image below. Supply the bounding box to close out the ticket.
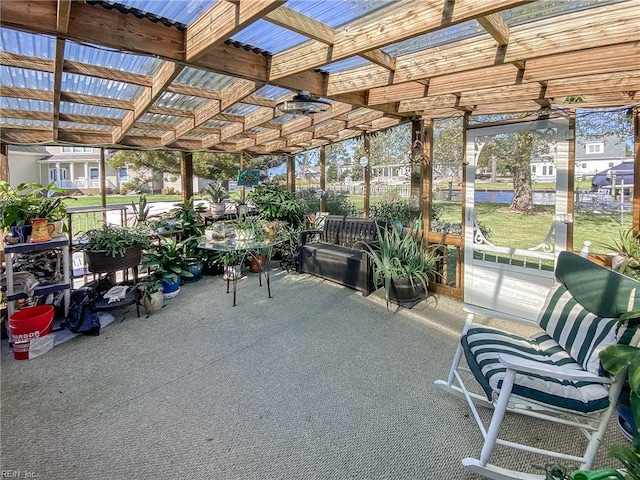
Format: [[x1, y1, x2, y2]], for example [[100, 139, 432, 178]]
[[9, 305, 54, 360]]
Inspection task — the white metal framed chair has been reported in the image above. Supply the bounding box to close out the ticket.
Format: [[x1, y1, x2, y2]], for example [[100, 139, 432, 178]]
[[435, 251, 640, 480]]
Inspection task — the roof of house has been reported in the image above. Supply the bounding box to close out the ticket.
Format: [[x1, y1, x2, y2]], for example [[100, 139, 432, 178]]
[[1, 0, 639, 155]]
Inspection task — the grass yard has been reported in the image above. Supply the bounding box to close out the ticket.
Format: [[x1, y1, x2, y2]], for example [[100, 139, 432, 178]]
[[64, 191, 628, 255]]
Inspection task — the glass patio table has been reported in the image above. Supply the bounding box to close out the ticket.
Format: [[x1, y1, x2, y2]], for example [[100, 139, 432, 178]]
[[197, 235, 285, 306]]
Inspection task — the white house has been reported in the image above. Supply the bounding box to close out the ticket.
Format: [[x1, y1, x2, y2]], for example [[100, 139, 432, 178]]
[[7, 145, 126, 193]]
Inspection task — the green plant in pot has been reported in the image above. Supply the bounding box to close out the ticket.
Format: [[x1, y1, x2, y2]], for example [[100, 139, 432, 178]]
[[142, 237, 194, 298], [246, 182, 304, 227], [137, 272, 166, 316], [78, 224, 151, 273], [360, 220, 439, 308], [202, 182, 229, 216]]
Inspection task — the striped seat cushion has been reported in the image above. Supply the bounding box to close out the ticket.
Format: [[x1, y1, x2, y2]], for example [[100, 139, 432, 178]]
[[537, 283, 636, 374], [462, 325, 611, 413]]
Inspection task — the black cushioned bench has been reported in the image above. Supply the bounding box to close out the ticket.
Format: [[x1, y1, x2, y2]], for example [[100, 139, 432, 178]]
[[298, 215, 383, 296]]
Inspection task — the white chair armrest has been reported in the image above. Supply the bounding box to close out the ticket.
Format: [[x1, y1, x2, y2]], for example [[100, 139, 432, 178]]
[[498, 353, 612, 384], [463, 303, 538, 328]]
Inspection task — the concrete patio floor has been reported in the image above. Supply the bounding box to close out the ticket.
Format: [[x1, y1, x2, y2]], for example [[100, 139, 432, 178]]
[[0, 267, 629, 479]]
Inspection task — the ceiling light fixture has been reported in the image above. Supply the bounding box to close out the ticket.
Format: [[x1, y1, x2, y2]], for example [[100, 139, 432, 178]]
[[276, 91, 332, 116]]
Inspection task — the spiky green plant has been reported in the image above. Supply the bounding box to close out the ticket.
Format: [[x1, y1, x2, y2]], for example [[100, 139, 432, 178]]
[[359, 220, 439, 307]]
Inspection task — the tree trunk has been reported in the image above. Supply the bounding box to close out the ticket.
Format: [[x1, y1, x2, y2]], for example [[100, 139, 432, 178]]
[[510, 160, 535, 212]]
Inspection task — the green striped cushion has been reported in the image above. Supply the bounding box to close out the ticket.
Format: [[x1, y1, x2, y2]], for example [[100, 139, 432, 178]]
[[537, 283, 632, 374], [462, 326, 611, 413]]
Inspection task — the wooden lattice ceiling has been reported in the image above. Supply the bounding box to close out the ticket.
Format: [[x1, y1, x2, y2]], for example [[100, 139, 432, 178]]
[[1, 0, 639, 155]]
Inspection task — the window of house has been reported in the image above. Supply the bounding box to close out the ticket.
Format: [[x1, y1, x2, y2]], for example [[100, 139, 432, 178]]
[[609, 162, 614, 168], [581, 163, 587, 168], [118, 168, 128, 181], [89, 167, 99, 180], [531, 165, 536, 174], [62, 146, 93, 153], [585, 142, 604, 154], [548, 165, 553, 175], [542, 166, 547, 176]]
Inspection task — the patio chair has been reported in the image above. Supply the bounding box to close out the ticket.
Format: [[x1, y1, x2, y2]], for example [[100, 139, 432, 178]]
[[435, 251, 640, 480]]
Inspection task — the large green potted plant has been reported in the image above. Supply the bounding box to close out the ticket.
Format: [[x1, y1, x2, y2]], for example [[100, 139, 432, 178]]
[[142, 237, 194, 298], [247, 183, 304, 227], [360, 221, 439, 308], [78, 224, 151, 273], [202, 182, 229, 216]]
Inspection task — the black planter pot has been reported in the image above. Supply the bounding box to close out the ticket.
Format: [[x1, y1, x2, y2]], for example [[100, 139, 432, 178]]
[[388, 276, 425, 308]]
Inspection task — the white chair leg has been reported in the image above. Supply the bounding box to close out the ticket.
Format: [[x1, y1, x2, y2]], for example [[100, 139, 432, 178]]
[[479, 368, 516, 466]]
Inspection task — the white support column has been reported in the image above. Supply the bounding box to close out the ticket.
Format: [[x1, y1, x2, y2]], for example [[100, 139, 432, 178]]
[[69, 162, 75, 189], [84, 162, 89, 188], [55, 162, 61, 188]]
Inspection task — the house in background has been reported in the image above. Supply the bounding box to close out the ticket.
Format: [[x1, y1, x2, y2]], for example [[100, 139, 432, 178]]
[[7, 145, 126, 194], [531, 136, 629, 183]]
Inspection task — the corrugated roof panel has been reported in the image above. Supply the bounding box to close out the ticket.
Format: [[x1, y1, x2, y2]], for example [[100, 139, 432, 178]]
[[254, 85, 292, 100], [231, 19, 306, 55], [231, 0, 395, 54], [1, 98, 52, 112], [60, 102, 126, 119], [288, 0, 395, 28], [64, 41, 162, 76], [59, 121, 113, 131], [103, 0, 215, 27], [274, 114, 299, 124], [224, 103, 260, 116], [139, 113, 183, 125], [1, 118, 51, 127], [383, 21, 482, 57], [175, 68, 238, 90], [0, 28, 54, 58], [63, 73, 143, 100], [155, 92, 209, 110], [321, 57, 370, 74], [1, 66, 53, 90], [503, 0, 622, 26]]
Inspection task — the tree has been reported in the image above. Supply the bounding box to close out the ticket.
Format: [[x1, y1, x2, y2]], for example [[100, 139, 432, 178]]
[[109, 150, 286, 185], [479, 131, 548, 212]]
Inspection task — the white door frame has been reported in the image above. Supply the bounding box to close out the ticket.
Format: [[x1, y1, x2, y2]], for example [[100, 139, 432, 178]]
[[463, 117, 571, 319]]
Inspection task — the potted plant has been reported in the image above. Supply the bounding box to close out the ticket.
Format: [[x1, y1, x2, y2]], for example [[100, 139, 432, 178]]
[[249, 247, 269, 273], [142, 237, 194, 298], [78, 224, 151, 273], [220, 251, 243, 281], [233, 217, 264, 242], [359, 221, 439, 308], [202, 182, 229, 216], [246, 182, 304, 227], [137, 272, 165, 316]]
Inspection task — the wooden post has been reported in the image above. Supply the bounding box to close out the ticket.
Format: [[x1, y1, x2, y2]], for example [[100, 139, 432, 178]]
[[363, 132, 370, 218], [286, 154, 295, 192], [0, 143, 8, 182], [181, 151, 194, 203], [418, 118, 432, 236], [319, 145, 326, 212]]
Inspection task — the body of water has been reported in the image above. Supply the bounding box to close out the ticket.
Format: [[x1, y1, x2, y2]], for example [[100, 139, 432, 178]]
[[435, 189, 556, 205]]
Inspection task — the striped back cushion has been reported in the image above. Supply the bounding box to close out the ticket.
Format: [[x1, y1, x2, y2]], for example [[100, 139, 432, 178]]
[[537, 283, 637, 374]]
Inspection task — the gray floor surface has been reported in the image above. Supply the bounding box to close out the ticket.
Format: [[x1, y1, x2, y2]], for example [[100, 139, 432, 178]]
[[0, 268, 629, 479]]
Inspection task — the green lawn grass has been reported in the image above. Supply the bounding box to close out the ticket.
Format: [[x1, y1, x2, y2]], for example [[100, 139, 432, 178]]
[[66, 192, 627, 255]]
